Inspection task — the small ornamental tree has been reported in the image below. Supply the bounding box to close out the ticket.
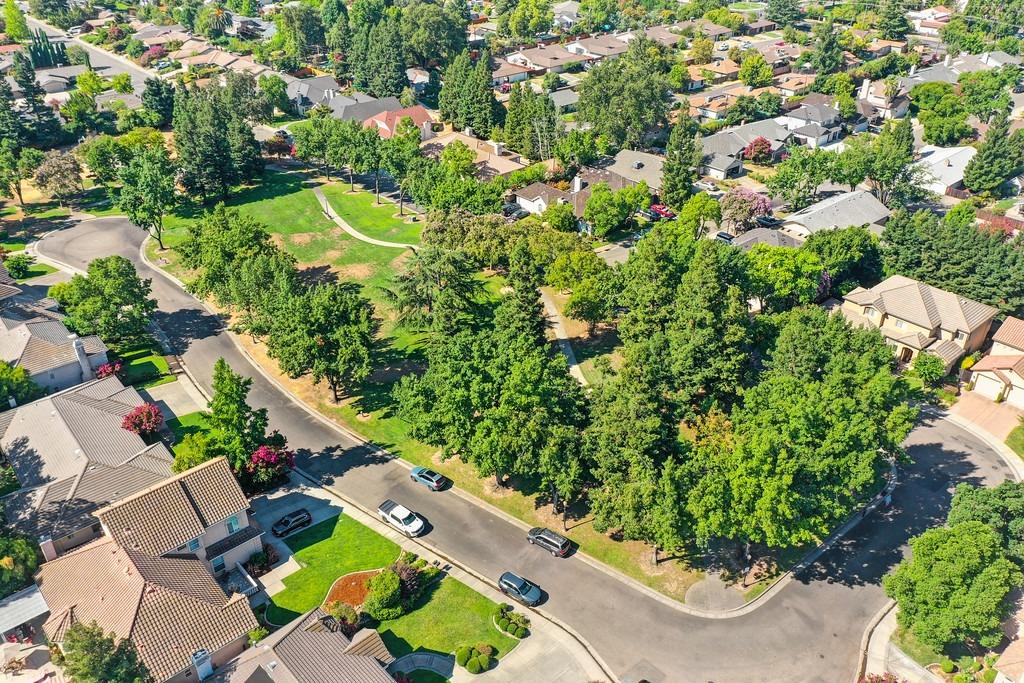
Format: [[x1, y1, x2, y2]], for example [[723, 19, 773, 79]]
[[95, 359, 123, 378], [912, 351, 946, 387], [122, 403, 164, 436], [247, 443, 295, 486], [139, 45, 166, 67], [743, 136, 772, 163], [720, 186, 772, 233]]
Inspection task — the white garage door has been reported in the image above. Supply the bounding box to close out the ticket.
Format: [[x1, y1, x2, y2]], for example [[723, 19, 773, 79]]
[[1007, 385, 1024, 409], [973, 373, 1005, 401]]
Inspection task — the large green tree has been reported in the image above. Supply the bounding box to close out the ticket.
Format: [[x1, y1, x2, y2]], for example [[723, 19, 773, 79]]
[[48, 256, 157, 344], [963, 108, 1017, 194], [60, 622, 153, 683], [877, 0, 911, 40], [116, 146, 177, 249], [660, 118, 701, 211]]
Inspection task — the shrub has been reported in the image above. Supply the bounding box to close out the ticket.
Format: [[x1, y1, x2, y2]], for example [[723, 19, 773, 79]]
[[96, 359, 123, 378], [466, 658, 482, 674], [476, 654, 491, 671], [475, 643, 493, 657], [514, 626, 528, 638], [3, 254, 33, 280], [981, 669, 998, 683], [121, 403, 164, 436], [952, 674, 971, 683], [455, 647, 472, 667], [247, 627, 268, 646], [498, 617, 509, 630], [956, 656, 978, 674], [939, 659, 955, 674], [364, 569, 404, 620]]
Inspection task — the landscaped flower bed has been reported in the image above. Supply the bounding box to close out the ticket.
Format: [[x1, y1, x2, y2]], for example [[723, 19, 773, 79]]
[[324, 569, 379, 608]]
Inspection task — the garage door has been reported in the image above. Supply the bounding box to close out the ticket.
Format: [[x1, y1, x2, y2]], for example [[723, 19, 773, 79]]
[[973, 373, 1005, 401], [1008, 386, 1024, 409]]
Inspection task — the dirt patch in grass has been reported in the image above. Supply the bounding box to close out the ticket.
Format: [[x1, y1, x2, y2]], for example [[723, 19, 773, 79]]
[[336, 263, 374, 280], [289, 232, 318, 246], [324, 569, 379, 608], [389, 252, 412, 270], [269, 234, 286, 250]]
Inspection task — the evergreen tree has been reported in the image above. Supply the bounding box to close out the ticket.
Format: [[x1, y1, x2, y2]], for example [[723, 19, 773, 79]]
[[11, 52, 60, 147], [811, 19, 843, 77], [467, 50, 500, 134], [367, 16, 406, 98], [141, 78, 175, 127], [766, 0, 800, 26], [226, 113, 264, 181], [0, 78, 24, 151], [439, 51, 471, 127], [207, 358, 272, 472], [964, 109, 1015, 194], [4, 0, 29, 41], [878, 0, 911, 40], [660, 118, 701, 211]]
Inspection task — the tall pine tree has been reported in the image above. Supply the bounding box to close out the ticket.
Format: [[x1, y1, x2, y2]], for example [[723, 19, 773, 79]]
[[660, 118, 701, 211], [367, 16, 406, 98], [964, 108, 1015, 194]]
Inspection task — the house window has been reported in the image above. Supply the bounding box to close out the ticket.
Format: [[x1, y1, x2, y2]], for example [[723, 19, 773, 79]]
[[864, 306, 876, 317], [226, 515, 240, 534], [955, 331, 967, 343], [187, 538, 200, 552], [893, 319, 904, 329], [211, 555, 226, 573]]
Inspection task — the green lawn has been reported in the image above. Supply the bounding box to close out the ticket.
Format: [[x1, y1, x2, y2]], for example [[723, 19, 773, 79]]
[[1008, 424, 1024, 458], [14, 263, 57, 283], [892, 626, 943, 668], [378, 578, 517, 659], [114, 341, 174, 388], [264, 515, 400, 625], [166, 411, 211, 454], [319, 185, 423, 245]]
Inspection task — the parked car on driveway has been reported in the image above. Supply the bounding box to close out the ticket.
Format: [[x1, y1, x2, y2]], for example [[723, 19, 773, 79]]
[[636, 208, 658, 221], [650, 204, 675, 219], [410, 466, 450, 491], [499, 571, 543, 606], [527, 527, 571, 556], [713, 231, 734, 243], [378, 499, 425, 537], [272, 508, 312, 537]]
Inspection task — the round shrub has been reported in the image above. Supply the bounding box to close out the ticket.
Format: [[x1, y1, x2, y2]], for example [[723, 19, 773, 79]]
[[952, 674, 971, 683], [498, 617, 509, 630], [515, 626, 528, 638], [475, 643, 493, 657], [940, 659, 955, 674], [501, 621, 514, 633], [981, 669, 998, 683], [466, 658, 482, 674], [364, 569, 403, 620], [455, 647, 472, 667], [476, 654, 491, 671]]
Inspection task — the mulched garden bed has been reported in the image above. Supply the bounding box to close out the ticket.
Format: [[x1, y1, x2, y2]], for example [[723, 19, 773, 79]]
[[324, 569, 380, 608]]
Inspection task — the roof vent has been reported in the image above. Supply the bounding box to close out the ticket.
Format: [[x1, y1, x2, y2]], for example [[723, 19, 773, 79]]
[[632, 161, 644, 169]]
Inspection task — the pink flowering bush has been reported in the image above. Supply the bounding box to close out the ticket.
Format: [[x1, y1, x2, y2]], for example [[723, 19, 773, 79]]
[[121, 403, 164, 436], [247, 444, 295, 486], [743, 136, 772, 163], [720, 187, 772, 233], [138, 45, 166, 67], [96, 359, 123, 379]]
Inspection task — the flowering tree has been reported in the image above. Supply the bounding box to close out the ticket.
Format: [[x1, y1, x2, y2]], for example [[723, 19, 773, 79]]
[[743, 136, 772, 163], [139, 45, 166, 67], [720, 187, 772, 233], [96, 359, 123, 379], [121, 403, 164, 436], [248, 443, 295, 486]]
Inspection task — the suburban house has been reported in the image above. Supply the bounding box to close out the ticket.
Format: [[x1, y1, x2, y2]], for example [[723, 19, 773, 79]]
[[700, 58, 741, 83], [733, 228, 802, 251], [700, 119, 793, 179], [549, 87, 579, 113], [857, 79, 910, 121], [0, 376, 174, 559], [285, 75, 341, 113], [908, 5, 951, 35], [329, 94, 402, 122], [913, 145, 977, 196], [491, 59, 531, 86], [211, 608, 395, 682], [690, 93, 732, 120], [605, 149, 664, 193], [514, 181, 569, 214], [643, 24, 686, 48], [839, 275, 997, 370], [756, 42, 804, 74], [420, 131, 527, 179], [506, 44, 586, 73], [36, 537, 258, 682], [8, 64, 87, 97], [744, 19, 776, 34], [775, 73, 815, 98], [565, 34, 631, 60], [690, 19, 733, 40], [553, 0, 580, 29], [776, 103, 843, 148], [967, 317, 1024, 406], [96, 457, 264, 582], [781, 191, 890, 240], [363, 105, 434, 140]]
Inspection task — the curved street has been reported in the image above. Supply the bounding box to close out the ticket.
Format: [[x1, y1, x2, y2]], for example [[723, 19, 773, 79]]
[[37, 216, 1016, 683]]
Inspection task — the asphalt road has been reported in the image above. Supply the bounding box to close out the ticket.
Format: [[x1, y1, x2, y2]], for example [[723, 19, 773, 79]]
[[27, 16, 153, 94], [37, 217, 1014, 683]]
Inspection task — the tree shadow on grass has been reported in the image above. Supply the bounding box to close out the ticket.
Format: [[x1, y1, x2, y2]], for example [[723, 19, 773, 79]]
[[167, 170, 309, 224]]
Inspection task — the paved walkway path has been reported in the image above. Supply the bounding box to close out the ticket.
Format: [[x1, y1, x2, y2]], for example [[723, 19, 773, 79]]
[[389, 652, 456, 680], [311, 186, 417, 251], [863, 604, 941, 683], [540, 289, 587, 386]]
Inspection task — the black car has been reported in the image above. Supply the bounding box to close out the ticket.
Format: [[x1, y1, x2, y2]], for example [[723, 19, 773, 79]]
[[527, 527, 571, 557], [501, 203, 520, 217], [754, 215, 782, 228], [1015, 83, 1024, 94], [713, 231, 734, 244], [511, 209, 531, 220], [272, 508, 312, 537]]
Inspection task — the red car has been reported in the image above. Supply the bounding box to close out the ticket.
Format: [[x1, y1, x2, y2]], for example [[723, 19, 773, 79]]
[[649, 204, 675, 219]]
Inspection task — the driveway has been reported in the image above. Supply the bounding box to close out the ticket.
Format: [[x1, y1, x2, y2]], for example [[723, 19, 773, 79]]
[[951, 390, 1023, 441], [37, 216, 1017, 683]]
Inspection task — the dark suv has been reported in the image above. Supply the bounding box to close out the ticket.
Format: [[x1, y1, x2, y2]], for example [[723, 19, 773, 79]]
[[272, 508, 312, 537], [527, 527, 571, 557]]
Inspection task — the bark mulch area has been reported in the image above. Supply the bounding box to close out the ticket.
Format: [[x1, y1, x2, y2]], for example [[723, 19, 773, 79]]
[[324, 569, 380, 608]]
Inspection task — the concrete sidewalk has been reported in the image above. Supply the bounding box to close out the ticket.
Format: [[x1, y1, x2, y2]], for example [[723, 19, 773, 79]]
[[862, 604, 941, 683]]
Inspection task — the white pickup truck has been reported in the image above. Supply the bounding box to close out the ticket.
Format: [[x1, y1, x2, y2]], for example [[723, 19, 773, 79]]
[[378, 499, 425, 537]]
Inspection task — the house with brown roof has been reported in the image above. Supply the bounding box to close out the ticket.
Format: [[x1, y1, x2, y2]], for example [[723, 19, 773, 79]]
[[96, 457, 264, 582], [363, 105, 433, 140], [514, 181, 569, 215], [565, 33, 631, 60], [420, 131, 527, 179], [211, 607, 394, 682], [839, 275, 998, 371], [966, 316, 1024, 406], [506, 44, 588, 73], [36, 533, 258, 683], [0, 376, 174, 559]]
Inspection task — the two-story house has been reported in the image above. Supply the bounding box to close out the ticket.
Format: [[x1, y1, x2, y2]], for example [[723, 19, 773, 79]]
[[36, 458, 262, 683], [839, 275, 998, 371], [96, 457, 264, 580], [776, 103, 843, 148], [966, 316, 1024, 407]]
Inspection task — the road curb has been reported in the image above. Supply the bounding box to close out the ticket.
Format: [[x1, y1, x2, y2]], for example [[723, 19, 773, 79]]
[[922, 406, 1024, 482], [854, 599, 896, 683]]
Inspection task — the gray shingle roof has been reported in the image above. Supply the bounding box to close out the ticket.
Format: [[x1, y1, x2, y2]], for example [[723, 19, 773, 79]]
[[783, 191, 890, 234], [844, 275, 997, 333], [0, 377, 173, 541]]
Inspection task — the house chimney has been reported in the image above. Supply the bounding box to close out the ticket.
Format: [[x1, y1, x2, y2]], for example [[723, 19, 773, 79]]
[[69, 334, 94, 383], [943, 54, 951, 66], [571, 174, 583, 193], [7, 396, 14, 409], [859, 78, 870, 100], [491, 140, 505, 156], [465, 126, 474, 137], [40, 537, 57, 562]]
